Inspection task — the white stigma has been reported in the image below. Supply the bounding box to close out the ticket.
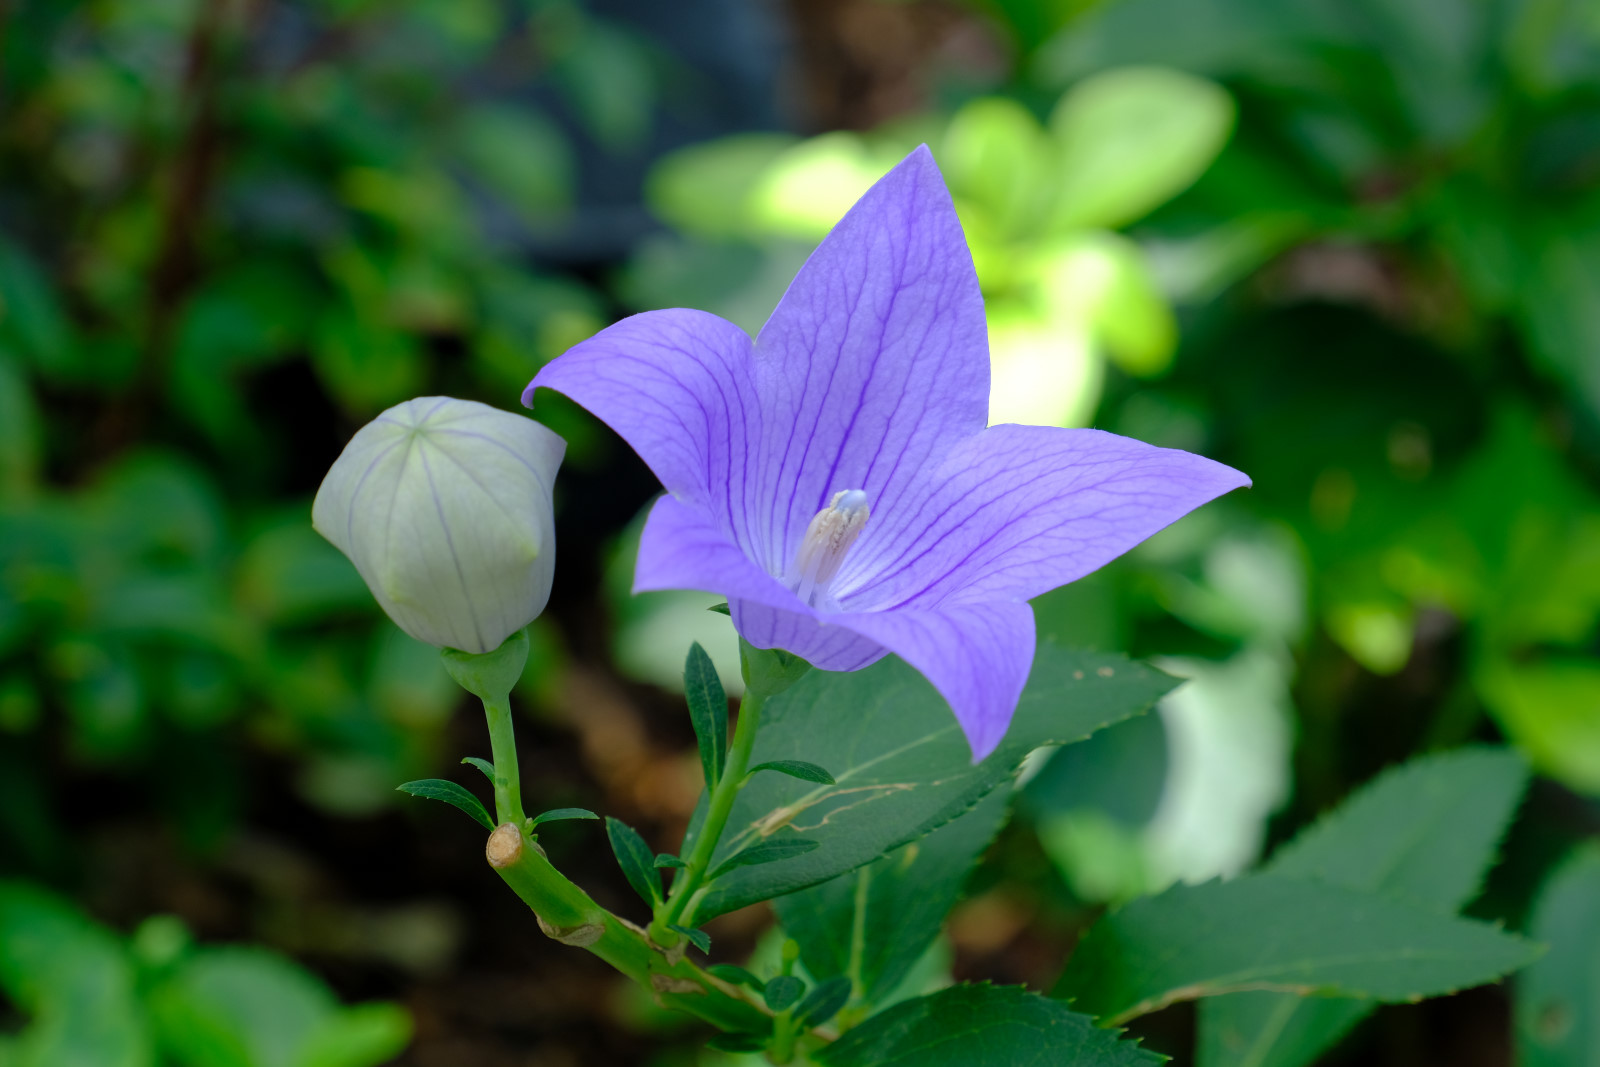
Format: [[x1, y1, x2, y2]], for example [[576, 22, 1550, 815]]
[[791, 489, 871, 608]]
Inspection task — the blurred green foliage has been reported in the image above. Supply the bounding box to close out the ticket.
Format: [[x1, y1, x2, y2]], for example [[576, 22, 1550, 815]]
[[0, 881, 409, 1067]]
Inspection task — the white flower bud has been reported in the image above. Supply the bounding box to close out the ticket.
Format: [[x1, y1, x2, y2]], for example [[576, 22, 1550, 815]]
[[313, 397, 565, 654]]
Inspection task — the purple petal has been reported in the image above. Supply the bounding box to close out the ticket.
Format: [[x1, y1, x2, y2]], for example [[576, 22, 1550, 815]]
[[751, 145, 990, 574], [635, 495, 800, 612], [841, 425, 1251, 610], [729, 599, 888, 672], [829, 600, 1037, 760], [525, 309, 770, 559]]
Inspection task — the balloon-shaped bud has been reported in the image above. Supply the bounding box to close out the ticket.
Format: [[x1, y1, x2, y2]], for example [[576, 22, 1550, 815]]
[[313, 397, 565, 654]]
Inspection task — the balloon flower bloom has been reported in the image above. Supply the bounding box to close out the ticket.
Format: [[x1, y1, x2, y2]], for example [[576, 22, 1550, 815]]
[[527, 147, 1248, 758]]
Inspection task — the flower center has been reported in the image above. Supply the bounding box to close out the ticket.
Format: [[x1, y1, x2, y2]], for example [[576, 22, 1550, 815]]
[[791, 489, 870, 608]]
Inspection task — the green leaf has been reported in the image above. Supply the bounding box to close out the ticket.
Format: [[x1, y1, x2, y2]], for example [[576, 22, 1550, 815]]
[[685, 643, 727, 790], [707, 964, 766, 992], [817, 984, 1162, 1067], [777, 788, 1011, 1009], [691, 645, 1176, 920], [1047, 66, 1235, 231], [705, 1031, 767, 1053], [299, 1002, 413, 1067], [605, 817, 662, 908], [747, 760, 836, 785], [461, 757, 495, 783], [396, 780, 493, 831], [707, 601, 731, 616], [764, 975, 805, 1013], [1055, 874, 1540, 1025], [528, 807, 598, 829], [1198, 747, 1530, 1067], [654, 853, 687, 869], [710, 838, 820, 881], [1516, 844, 1600, 1066], [667, 924, 711, 954], [795, 976, 853, 1028]]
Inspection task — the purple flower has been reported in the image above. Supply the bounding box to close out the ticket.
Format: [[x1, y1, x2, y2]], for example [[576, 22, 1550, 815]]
[[525, 147, 1249, 758]]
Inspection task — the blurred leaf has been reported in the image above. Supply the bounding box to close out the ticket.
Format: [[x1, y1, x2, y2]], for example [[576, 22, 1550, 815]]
[[746, 760, 834, 785], [1198, 747, 1530, 1067], [236, 520, 373, 624], [763, 975, 804, 1013], [552, 21, 655, 151], [309, 306, 424, 417], [1517, 845, 1600, 1067], [654, 853, 686, 869], [0, 238, 78, 380], [707, 964, 765, 991], [606, 816, 662, 908], [795, 976, 852, 1028], [368, 627, 455, 728], [0, 354, 40, 498], [453, 105, 574, 226], [1055, 874, 1539, 1024], [396, 779, 494, 830], [646, 133, 797, 238], [940, 97, 1050, 238], [817, 984, 1161, 1067], [748, 134, 899, 240], [1478, 658, 1600, 796], [1031, 231, 1177, 376], [1048, 66, 1235, 231], [297, 1002, 411, 1067], [690, 645, 1176, 921], [0, 883, 151, 1067], [684, 642, 727, 790], [777, 787, 1011, 1010]]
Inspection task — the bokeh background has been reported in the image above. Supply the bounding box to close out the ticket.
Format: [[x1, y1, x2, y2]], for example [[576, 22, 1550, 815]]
[[3, 0, 1600, 1064]]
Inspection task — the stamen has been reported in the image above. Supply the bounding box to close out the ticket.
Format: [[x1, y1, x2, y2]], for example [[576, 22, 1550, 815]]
[[792, 489, 870, 608]]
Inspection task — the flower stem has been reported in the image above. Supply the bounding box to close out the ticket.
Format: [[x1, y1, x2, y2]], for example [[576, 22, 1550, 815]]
[[442, 629, 532, 828], [486, 822, 772, 1035], [482, 692, 524, 827], [652, 687, 764, 939]]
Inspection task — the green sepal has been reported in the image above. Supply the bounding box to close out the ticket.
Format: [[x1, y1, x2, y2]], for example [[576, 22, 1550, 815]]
[[460, 756, 495, 783], [667, 924, 711, 953], [654, 853, 688, 869], [396, 779, 495, 831], [707, 602, 731, 616], [440, 628, 529, 702], [740, 638, 811, 697], [764, 974, 805, 1012], [685, 643, 728, 790], [605, 816, 662, 907], [707, 963, 766, 992], [710, 837, 819, 881], [795, 975, 852, 1028], [747, 760, 835, 785], [529, 807, 598, 828]]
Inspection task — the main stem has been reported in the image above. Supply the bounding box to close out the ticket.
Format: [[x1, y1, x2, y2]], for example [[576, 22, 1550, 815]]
[[483, 692, 524, 827], [651, 688, 765, 939]]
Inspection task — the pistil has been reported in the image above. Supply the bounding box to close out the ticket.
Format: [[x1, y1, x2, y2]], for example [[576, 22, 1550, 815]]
[[792, 489, 870, 607]]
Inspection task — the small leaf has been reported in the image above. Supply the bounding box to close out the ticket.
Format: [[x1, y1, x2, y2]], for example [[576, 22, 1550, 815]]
[[795, 976, 852, 1028], [708, 964, 766, 991], [706, 1032, 765, 1053], [529, 807, 599, 828], [654, 853, 687, 869], [707, 602, 731, 616], [685, 643, 728, 790], [817, 984, 1162, 1067], [711, 838, 819, 881], [460, 756, 495, 783], [1517, 844, 1600, 1067], [605, 817, 662, 907], [396, 779, 494, 830], [667, 924, 711, 953], [764, 975, 805, 1013], [748, 760, 835, 785]]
